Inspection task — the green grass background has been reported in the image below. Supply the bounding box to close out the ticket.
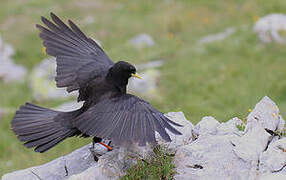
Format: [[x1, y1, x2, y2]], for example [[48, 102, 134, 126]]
[[1, 0, 286, 176]]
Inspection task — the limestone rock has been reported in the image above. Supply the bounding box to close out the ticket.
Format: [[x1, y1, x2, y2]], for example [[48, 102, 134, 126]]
[[0, 34, 27, 83], [135, 60, 164, 70], [2, 144, 98, 180], [254, 13, 286, 44], [67, 165, 106, 180], [129, 34, 155, 48], [230, 96, 283, 167], [198, 27, 236, 44], [174, 96, 286, 180], [158, 112, 194, 151], [192, 116, 220, 137], [128, 68, 160, 99], [246, 96, 284, 132], [217, 117, 243, 135], [260, 173, 286, 180], [29, 58, 77, 101], [259, 138, 286, 174], [128, 60, 164, 99], [67, 145, 152, 180], [174, 135, 250, 180]]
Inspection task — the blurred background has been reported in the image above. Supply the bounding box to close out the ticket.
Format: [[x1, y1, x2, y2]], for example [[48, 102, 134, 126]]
[[1, 0, 286, 175]]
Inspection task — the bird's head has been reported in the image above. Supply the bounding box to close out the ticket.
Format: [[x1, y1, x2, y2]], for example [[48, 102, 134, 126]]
[[108, 61, 142, 80], [107, 61, 142, 92]]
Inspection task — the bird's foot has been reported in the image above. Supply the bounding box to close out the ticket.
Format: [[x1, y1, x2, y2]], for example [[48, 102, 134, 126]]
[[89, 138, 113, 161], [89, 146, 99, 161], [99, 141, 113, 151], [93, 137, 113, 151]]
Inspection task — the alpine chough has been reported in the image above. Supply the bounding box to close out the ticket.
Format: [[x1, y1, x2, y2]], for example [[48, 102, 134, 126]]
[[11, 13, 182, 153]]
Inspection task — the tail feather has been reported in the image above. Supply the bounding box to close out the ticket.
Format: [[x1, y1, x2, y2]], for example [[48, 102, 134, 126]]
[[24, 129, 70, 148], [34, 130, 77, 153], [11, 103, 78, 153], [18, 128, 62, 142]]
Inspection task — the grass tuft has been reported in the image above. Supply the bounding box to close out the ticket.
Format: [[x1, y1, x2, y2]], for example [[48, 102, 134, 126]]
[[121, 146, 176, 180]]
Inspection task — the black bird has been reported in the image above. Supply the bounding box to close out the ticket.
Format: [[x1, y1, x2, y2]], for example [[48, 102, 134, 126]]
[[11, 13, 182, 153]]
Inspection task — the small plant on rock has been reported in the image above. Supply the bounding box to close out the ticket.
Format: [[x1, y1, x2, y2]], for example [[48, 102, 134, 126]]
[[121, 146, 176, 180]]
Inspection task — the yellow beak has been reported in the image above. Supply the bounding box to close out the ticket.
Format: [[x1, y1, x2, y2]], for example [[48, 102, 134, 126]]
[[42, 47, 46, 54], [131, 73, 142, 79]]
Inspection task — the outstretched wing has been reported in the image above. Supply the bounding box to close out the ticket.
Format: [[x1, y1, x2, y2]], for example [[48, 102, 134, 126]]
[[36, 13, 114, 92], [73, 94, 182, 146]]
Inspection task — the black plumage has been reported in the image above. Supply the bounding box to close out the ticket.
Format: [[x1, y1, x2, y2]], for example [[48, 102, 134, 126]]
[[11, 13, 182, 153]]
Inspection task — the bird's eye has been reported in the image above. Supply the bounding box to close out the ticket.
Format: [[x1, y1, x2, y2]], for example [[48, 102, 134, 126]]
[[129, 67, 135, 72]]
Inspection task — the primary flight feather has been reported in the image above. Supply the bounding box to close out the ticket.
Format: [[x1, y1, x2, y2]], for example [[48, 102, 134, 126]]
[[11, 12, 182, 153]]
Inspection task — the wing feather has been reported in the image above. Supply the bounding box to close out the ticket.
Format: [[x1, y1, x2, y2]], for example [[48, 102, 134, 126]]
[[140, 113, 147, 146], [37, 13, 114, 95], [73, 94, 182, 146], [152, 113, 172, 142], [146, 114, 157, 145]]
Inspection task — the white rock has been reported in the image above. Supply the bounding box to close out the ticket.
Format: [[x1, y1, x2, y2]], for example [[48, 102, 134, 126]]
[[232, 123, 269, 162], [193, 116, 220, 137], [246, 96, 283, 131], [159, 112, 194, 151], [128, 60, 164, 99], [228, 97, 282, 178], [254, 13, 286, 44], [67, 165, 108, 180], [128, 68, 160, 99], [29, 58, 77, 101], [0, 35, 27, 83], [135, 60, 164, 70], [217, 117, 243, 135], [246, 96, 285, 148], [174, 135, 250, 180], [129, 33, 155, 48], [198, 27, 236, 44], [260, 173, 286, 180], [1, 144, 97, 180], [69, 144, 153, 180], [259, 138, 286, 174], [175, 96, 286, 180]]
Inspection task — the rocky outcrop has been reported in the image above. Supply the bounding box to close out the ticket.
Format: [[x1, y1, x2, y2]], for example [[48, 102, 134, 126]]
[[174, 96, 286, 180], [128, 34, 155, 48], [2, 96, 286, 180]]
